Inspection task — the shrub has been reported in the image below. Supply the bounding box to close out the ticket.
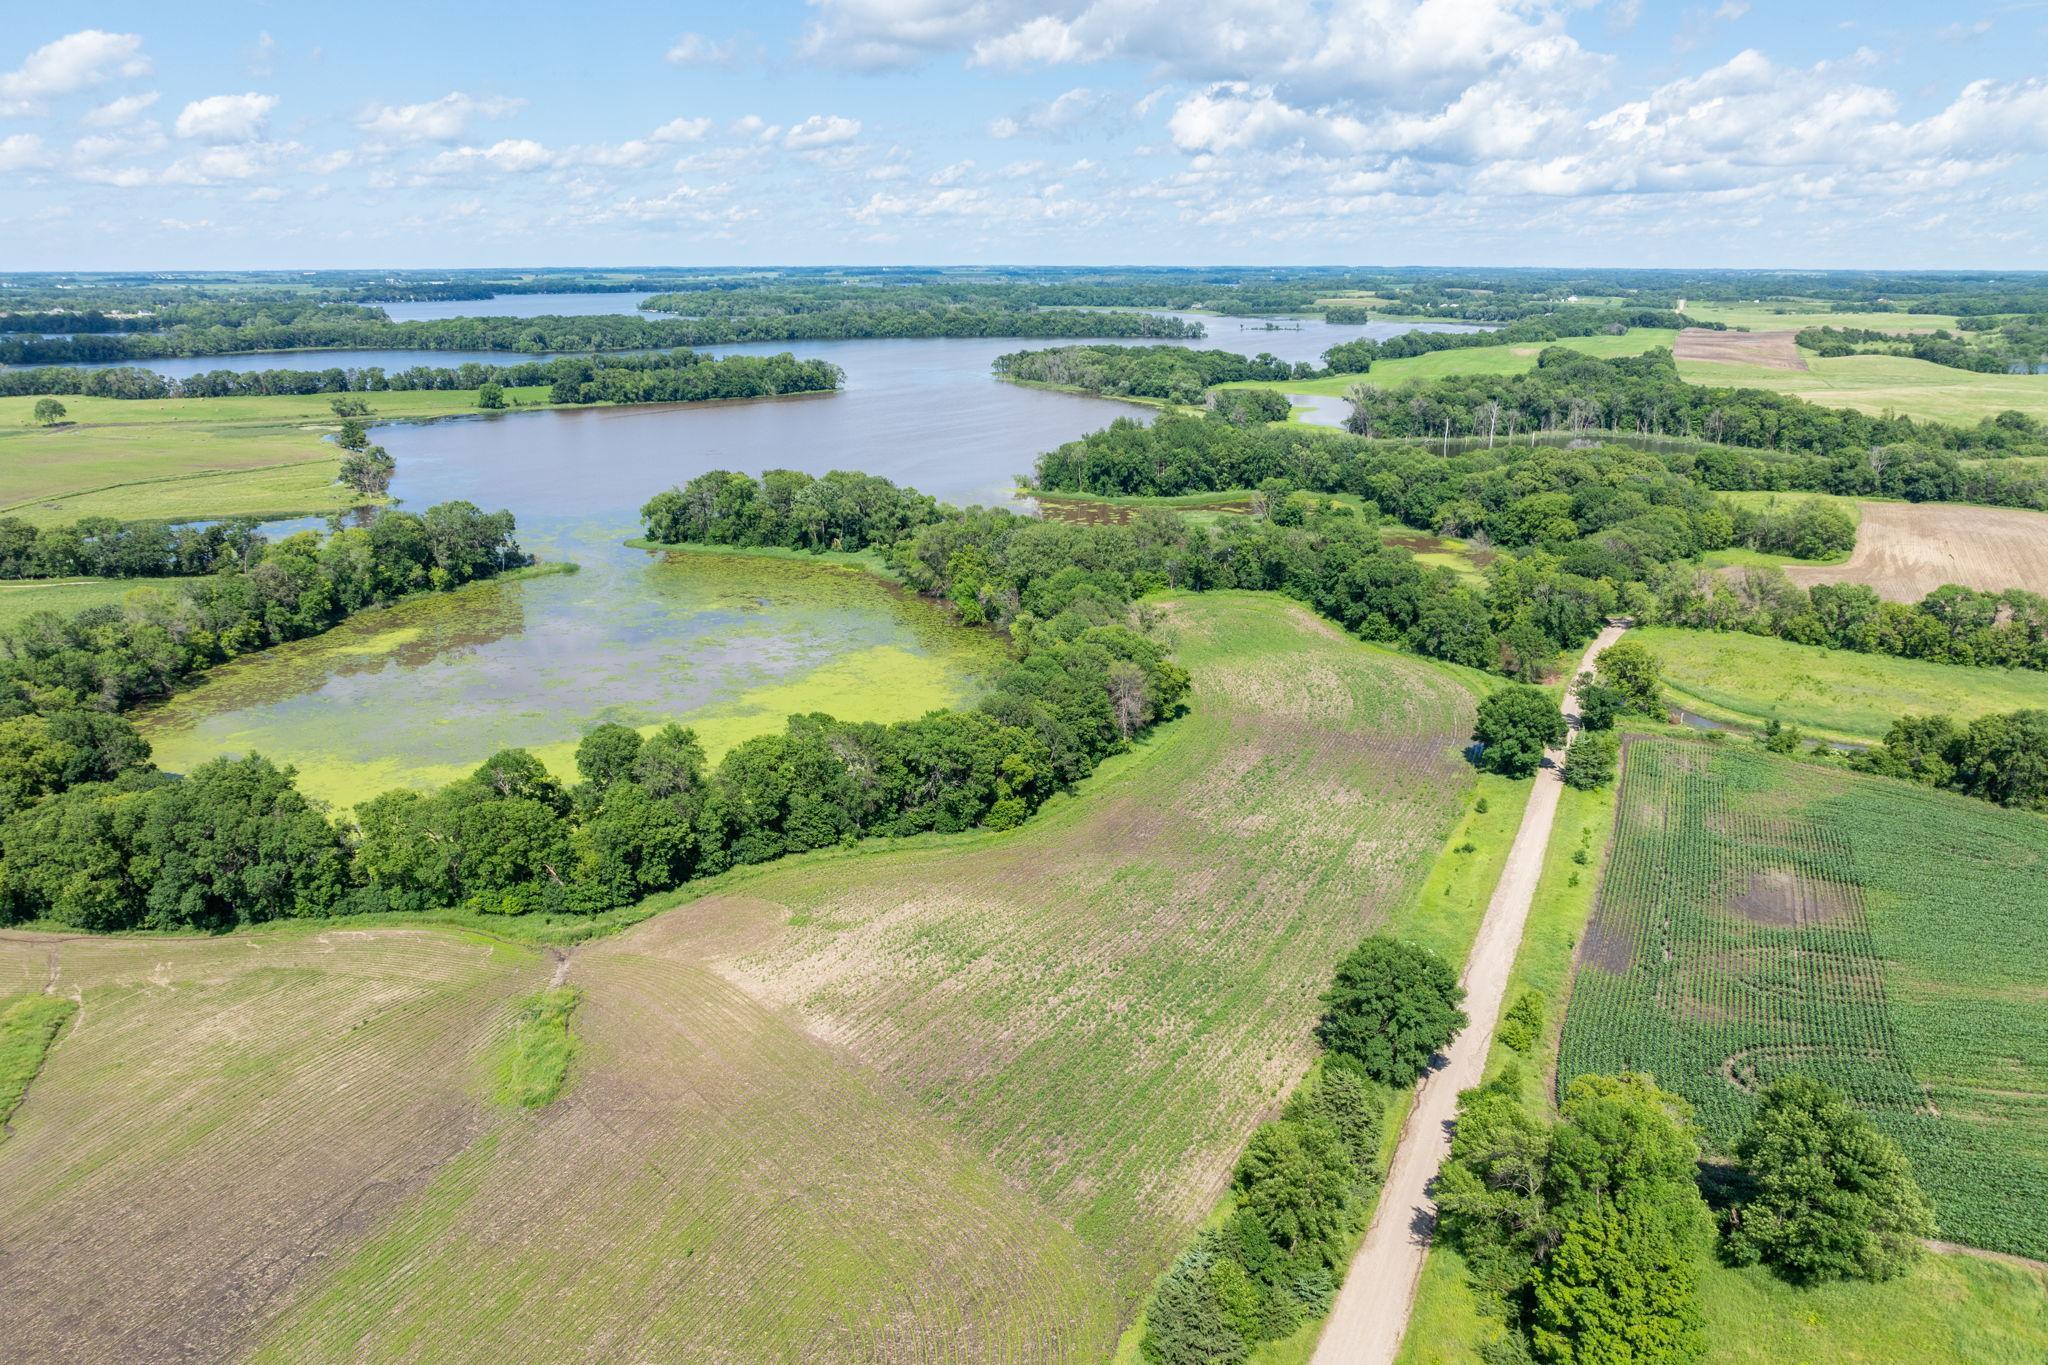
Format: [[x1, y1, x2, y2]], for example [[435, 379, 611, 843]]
[[1498, 990, 1546, 1053], [1562, 732, 1619, 790], [1722, 1075, 1936, 1284]]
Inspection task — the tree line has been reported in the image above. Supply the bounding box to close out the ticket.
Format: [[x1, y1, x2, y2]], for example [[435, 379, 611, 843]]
[[1316, 307, 1702, 375], [1799, 321, 2048, 376], [0, 502, 524, 715], [1661, 570, 2048, 672], [640, 469, 944, 553], [0, 517, 266, 581], [0, 349, 843, 401]]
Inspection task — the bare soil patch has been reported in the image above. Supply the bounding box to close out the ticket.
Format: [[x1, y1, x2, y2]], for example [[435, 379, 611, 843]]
[[1675, 328, 1808, 371], [1725, 867, 1856, 928], [1783, 500, 2048, 601]]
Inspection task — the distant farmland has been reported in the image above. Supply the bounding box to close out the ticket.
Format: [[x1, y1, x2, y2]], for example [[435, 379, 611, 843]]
[[1560, 739, 2048, 1260], [0, 592, 1488, 1359]]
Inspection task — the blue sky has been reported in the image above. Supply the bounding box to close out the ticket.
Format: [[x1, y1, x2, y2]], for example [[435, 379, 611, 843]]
[[3, 1, 2045, 270]]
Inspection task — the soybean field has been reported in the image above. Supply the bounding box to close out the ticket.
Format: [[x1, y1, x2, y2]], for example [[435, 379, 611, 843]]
[[1559, 738, 2048, 1259]]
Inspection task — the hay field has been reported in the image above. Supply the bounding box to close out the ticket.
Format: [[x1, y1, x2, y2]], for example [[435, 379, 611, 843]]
[[0, 591, 1489, 1359], [1558, 739, 2048, 1259], [1217, 328, 1679, 399], [1777, 500, 2048, 600]]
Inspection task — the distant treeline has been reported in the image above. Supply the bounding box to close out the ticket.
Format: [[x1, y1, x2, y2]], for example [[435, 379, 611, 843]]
[[0, 305, 1198, 366], [0, 349, 842, 401], [0, 517, 265, 580]]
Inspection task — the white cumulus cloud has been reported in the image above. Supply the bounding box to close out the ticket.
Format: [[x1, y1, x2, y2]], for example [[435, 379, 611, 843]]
[[783, 114, 860, 149], [81, 90, 158, 127], [0, 29, 149, 114], [358, 92, 522, 143], [175, 92, 277, 142]]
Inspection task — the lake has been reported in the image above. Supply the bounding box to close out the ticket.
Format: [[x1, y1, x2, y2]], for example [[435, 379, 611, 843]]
[[130, 318, 1482, 805]]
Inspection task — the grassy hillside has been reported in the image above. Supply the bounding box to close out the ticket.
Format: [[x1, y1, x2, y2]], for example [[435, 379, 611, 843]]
[[1561, 738, 2048, 1259], [1219, 329, 1679, 400], [1674, 352, 2048, 425], [1636, 627, 2048, 744], [1, 592, 1500, 1358]]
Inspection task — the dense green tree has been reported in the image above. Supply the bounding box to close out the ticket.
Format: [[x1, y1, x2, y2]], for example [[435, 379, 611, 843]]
[[1476, 686, 1568, 777], [1562, 732, 1619, 790], [1531, 1201, 1706, 1365], [574, 723, 644, 793], [476, 381, 506, 409], [1594, 641, 1663, 718], [1722, 1075, 1936, 1284], [1317, 935, 1467, 1084], [32, 398, 66, 425]]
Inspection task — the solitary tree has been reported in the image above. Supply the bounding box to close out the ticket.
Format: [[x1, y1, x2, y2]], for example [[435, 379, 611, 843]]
[[32, 398, 67, 426], [477, 381, 507, 410], [336, 416, 370, 451], [339, 447, 396, 497], [1562, 731, 1619, 790], [1317, 935, 1466, 1085], [1723, 1075, 1935, 1283], [1475, 685, 1567, 777], [1595, 640, 1664, 718]]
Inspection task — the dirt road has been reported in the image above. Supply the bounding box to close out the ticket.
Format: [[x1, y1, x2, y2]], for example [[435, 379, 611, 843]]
[[1310, 622, 1628, 1365]]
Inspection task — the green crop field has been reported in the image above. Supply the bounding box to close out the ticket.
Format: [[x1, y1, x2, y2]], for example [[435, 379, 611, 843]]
[[1400, 756, 2048, 1365], [1675, 352, 2048, 425], [0, 389, 545, 525], [1560, 738, 2048, 1259], [0, 591, 1498, 1359], [1636, 627, 2048, 744]]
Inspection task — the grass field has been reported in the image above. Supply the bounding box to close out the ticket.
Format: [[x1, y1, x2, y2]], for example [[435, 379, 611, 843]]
[[1770, 499, 2048, 601], [0, 576, 191, 636], [0, 389, 546, 525], [1398, 752, 2048, 1363], [1675, 352, 2048, 425], [0, 592, 1499, 1358], [1559, 738, 2048, 1259], [1636, 627, 2048, 744], [1219, 329, 1680, 401]]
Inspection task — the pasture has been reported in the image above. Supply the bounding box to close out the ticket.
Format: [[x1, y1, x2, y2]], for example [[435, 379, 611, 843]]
[[1674, 352, 2048, 425], [0, 591, 1493, 1358], [1635, 627, 2048, 744], [1559, 738, 2048, 1259], [0, 389, 544, 525], [0, 576, 189, 637]]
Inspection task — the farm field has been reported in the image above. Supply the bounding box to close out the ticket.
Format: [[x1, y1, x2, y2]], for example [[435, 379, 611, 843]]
[[1635, 627, 2048, 744], [1675, 351, 2048, 425], [1399, 773, 2048, 1363], [0, 389, 544, 524], [1765, 499, 2048, 600], [1674, 328, 1805, 369], [1558, 738, 2048, 1259], [0, 591, 1493, 1358]]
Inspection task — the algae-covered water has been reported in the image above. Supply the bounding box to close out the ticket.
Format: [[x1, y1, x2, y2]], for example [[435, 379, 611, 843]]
[[132, 334, 1150, 810]]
